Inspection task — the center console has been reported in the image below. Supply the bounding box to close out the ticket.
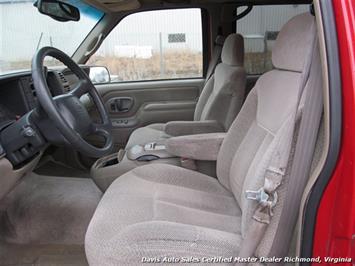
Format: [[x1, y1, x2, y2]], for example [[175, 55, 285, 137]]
[[91, 142, 180, 191], [91, 133, 225, 191], [126, 142, 175, 161]]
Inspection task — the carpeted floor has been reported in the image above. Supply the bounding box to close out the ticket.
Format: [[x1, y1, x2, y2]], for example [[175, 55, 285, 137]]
[[0, 242, 88, 266], [0, 174, 102, 265], [34, 160, 91, 179]]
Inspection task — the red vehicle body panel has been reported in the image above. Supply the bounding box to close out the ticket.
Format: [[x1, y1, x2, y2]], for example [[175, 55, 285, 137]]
[[312, 0, 355, 264]]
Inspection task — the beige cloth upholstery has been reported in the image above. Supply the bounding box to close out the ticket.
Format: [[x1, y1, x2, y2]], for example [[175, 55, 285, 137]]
[[166, 133, 226, 161], [125, 34, 246, 148], [164, 120, 224, 136], [272, 13, 314, 72], [221, 34, 244, 66], [86, 13, 316, 265], [86, 164, 242, 265], [125, 123, 169, 148], [194, 33, 245, 128]]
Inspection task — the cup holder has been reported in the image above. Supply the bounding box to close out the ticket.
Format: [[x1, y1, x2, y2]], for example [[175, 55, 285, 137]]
[[102, 157, 119, 167], [93, 151, 124, 170], [91, 150, 126, 191]]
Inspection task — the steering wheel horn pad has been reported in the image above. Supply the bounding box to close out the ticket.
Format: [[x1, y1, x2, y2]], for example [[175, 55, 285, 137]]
[[32, 46, 113, 158], [53, 94, 92, 135]]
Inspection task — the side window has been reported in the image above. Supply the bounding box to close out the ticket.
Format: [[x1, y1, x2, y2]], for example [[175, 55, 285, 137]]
[[88, 8, 203, 83], [237, 5, 309, 74]]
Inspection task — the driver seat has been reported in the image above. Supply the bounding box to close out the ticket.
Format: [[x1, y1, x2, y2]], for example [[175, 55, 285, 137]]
[[85, 13, 316, 265], [125, 33, 246, 148]]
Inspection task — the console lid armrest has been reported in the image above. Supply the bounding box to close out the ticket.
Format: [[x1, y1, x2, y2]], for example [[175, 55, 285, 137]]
[[166, 133, 226, 161], [164, 120, 224, 137]]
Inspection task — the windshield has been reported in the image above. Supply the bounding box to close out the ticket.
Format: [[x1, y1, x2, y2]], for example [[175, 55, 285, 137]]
[[0, 0, 103, 75]]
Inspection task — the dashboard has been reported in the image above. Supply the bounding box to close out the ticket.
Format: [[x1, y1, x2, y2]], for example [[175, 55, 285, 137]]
[[0, 69, 84, 128], [0, 68, 92, 166], [0, 75, 34, 123]]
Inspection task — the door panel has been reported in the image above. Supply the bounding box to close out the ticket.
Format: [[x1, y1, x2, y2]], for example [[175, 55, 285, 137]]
[[89, 79, 204, 149]]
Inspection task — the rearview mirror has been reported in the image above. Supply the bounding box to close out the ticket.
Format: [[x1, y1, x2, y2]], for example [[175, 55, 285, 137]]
[[34, 0, 80, 22]]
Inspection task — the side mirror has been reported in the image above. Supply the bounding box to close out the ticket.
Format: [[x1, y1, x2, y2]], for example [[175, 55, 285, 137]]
[[34, 0, 80, 22], [89, 66, 111, 84]]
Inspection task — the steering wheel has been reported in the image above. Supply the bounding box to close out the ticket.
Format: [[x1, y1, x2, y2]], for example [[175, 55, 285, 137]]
[[32, 46, 113, 158]]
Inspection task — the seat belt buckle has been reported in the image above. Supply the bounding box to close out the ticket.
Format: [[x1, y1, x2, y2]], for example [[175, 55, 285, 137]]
[[245, 188, 269, 203], [245, 188, 278, 216]]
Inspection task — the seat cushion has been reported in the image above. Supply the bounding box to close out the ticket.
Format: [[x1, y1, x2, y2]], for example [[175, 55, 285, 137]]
[[85, 164, 242, 265], [125, 123, 169, 149]]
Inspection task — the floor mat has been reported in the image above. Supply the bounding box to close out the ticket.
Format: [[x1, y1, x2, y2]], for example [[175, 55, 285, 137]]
[[0, 173, 102, 245], [0, 242, 87, 266]]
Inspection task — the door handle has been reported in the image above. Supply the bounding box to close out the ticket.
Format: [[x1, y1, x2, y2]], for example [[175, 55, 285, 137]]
[[112, 99, 128, 112], [107, 97, 134, 113]]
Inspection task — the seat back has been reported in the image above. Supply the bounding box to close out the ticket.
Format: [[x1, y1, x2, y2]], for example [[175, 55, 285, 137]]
[[216, 12, 316, 255], [194, 34, 246, 130]]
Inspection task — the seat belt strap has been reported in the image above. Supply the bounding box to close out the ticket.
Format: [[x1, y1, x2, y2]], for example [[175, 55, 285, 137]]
[[268, 43, 323, 262], [205, 35, 225, 84], [237, 25, 318, 262], [238, 111, 299, 260]]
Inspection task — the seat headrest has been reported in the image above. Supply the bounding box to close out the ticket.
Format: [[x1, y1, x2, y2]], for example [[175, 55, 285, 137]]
[[221, 33, 244, 67], [272, 13, 315, 72]]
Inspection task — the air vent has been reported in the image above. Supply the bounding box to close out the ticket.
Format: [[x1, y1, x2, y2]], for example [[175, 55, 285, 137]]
[[22, 78, 37, 98], [57, 72, 71, 93], [28, 78, 36, 97], [30, 83, 36, 97], [21, 77, 37, 109]]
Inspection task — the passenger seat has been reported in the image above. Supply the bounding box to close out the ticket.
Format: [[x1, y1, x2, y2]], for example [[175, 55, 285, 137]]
[[125, 33, 246, 148]]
